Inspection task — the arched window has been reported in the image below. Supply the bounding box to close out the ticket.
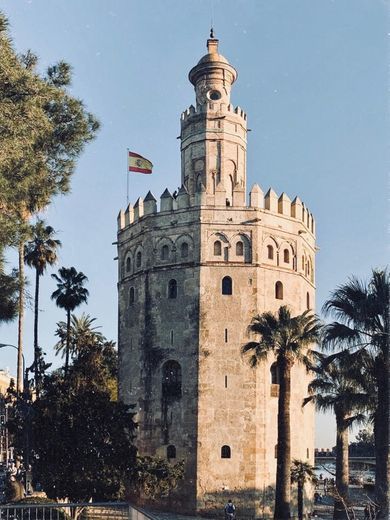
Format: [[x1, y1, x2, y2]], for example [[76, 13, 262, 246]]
[[126, 257, 131, 273], [129, 287, 135, 305], [275, 281, 283, 300], [221, 445, 231, 459], [283, 249, 290, 263], [307, 448, 310, 459], [267, 245, 274, 260], [270, 363, 280, 384], [236, 241, 244, 256], [222, 276, 232, 295], [302, 255, 305, 270], [214, 240, 222, 256], [306, 292, 310, 310], [161, 244, 169, 260], [136, 251, 142, 268], [168, 279, 177, 299], [162, 360, 182, 399], [181, 242, 188, 258], [167, 445, 176, 459]]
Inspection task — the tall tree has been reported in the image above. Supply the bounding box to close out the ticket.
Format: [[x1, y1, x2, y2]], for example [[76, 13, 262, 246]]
[[290, 459, 317, 520], [24, 220, 61, 395], [304, 353, 369, 519], [323, 269, 389, 519], [0, 253, 18, 323], [242, 306, 321, 520], [0, 11, 99, 393], [51, 267, 89, 374], [54, 313, 103, 359]]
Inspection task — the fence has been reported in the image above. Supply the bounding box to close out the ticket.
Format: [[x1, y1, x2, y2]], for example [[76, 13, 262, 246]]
[[0, 502, 159, 520]]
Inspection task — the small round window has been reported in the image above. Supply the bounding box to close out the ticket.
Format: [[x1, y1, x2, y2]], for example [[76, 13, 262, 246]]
[[208, 90, 221, 101]]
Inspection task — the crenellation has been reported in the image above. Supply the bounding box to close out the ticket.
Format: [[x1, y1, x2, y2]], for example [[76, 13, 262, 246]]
[[278, 192, 291, 215], [249, 183, 264, 208], [124, 203, 134, 226], [160, 188, 174, 212], [177, 184, 190, 209], [133, 197, 144, 220], [143, 191, 157, 215], [264, 188, 278, 212], [291, 196, 302, 219], [117, 209, 125, 230]]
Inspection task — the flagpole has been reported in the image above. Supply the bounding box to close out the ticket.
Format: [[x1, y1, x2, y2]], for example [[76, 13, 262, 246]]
[[126, 148, 129, 206]]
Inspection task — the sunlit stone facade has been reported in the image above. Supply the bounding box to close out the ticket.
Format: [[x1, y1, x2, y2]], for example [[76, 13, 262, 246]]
[[117, 35, 316, 517]]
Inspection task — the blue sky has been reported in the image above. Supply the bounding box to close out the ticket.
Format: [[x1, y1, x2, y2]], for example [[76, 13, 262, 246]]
[[0, 0, 387, 447]]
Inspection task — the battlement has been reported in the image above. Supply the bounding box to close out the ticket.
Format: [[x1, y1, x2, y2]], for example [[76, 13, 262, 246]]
[[180, 103, 247, 124], [117, 183, 315, 235]]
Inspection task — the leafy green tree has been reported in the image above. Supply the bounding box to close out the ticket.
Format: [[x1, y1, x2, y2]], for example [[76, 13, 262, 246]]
[[0, 11, 98, 392], [304, 353, 369, 519], [24, 220, 61, 395], [290, 459, 317, 520], [0, 253, 18, 322], [323, 269, 389, 519], [54, 313, 103, 359], [51, 267, 89, 375], [129, 456, 185, 502], [242, 306, 321, 520]]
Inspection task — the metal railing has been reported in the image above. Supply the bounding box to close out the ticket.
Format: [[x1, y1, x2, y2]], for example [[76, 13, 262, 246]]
[[0, 502, 159, 520]]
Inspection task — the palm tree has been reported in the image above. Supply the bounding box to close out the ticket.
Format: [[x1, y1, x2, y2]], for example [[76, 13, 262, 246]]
[[54, 313, 103, 359], [323, 269, 389, 519], [304, 353, 369, 519], [24, 220, 61, 394], [51, 267, 89, 375], [291, 459, 317, 520], [242, 305, 321, 520], [0, 253, 18, 323]]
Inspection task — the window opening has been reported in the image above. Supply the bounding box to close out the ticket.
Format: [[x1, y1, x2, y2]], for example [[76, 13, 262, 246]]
[[284, 249, 290, 263], [236, 241, 244, 256], [270, 363, 280, 384], [224, 329, 228, 343], [168, 279, 177, 299], [161, 244, 169, 260], [126, 257, 131, 273], [225, 375, 228, 388], [170, 330, 174, 346], [129, 287, 135, 305], [136, 251, 142, 268], [221, 445, 231, 459], [214, 240, 222, 256], [181, 242, 189, 258], [167, 445, 176, 459], [275, 281, 283, 300], [306, 292, 310, 310], [222, 276, 232, 295], [162, 361, 182, 399], [267, 245, 274, 260]]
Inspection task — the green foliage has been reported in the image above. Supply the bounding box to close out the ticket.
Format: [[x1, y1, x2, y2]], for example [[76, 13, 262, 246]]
[[129, 456, 185, 501], [54, 314, 104, 359], [0, 11, 99, 249], [0, 254, 18, 322], [242, 305, 321, 368], [24, 220, 61, 275], [290, 459, 317, 486], [51, 267, 89, 313]]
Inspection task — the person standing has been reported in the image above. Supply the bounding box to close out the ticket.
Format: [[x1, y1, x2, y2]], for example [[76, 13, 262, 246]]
[[224, 499, 236, 519]]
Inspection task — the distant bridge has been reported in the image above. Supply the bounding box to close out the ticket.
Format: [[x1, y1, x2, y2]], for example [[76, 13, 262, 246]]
[[315, 456, 375, 467]]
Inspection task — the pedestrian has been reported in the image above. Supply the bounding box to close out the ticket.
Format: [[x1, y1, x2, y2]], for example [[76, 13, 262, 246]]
[[224, 499, 236, 519], [364, 505, 369, 520]]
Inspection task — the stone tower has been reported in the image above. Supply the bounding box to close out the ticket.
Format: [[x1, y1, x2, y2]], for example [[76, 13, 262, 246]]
[[117, 34, 316, 518]]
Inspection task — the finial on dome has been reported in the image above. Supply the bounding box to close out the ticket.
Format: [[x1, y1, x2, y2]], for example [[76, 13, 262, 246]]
[[207, 28, 219, 54]]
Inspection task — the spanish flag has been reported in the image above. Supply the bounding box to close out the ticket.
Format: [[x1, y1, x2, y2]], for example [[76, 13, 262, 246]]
[[128, 151, 153, 174]]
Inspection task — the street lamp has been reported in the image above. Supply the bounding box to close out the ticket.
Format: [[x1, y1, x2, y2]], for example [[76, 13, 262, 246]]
[[0, 343, 26, 393]]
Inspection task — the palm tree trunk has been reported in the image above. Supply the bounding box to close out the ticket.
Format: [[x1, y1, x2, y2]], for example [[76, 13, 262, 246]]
[[334, 409, 349, 520], [17, 241, 24, 394], [65, 308, 71, 375], [374, 358, 389, 519], [34, 267, 40, 396], [274, 356, 292, 520], [297, 481, 303, 520]]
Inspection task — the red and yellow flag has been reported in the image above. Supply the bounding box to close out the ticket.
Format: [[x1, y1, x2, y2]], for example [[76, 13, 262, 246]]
[[128, 151, 153, 174]]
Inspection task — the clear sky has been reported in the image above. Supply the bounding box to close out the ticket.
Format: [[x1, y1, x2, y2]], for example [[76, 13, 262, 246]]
[[0, 0, 387, 448]]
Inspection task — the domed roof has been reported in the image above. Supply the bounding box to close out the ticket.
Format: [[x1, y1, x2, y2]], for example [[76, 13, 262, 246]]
[[197, 52, 229, 65]]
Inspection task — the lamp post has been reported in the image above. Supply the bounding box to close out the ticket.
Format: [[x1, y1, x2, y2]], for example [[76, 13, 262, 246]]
[[0, 343, 26, 393]]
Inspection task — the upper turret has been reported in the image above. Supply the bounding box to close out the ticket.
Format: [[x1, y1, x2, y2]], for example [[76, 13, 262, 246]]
[[188, 30, 238, 111]]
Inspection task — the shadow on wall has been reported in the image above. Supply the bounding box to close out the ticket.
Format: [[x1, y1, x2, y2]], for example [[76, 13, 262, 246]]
[[131, 483, 314, 520]]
